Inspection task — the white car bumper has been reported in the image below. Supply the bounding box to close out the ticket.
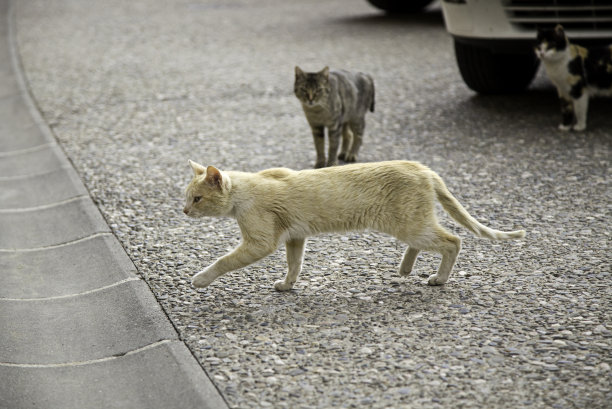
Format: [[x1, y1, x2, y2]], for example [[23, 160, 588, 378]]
[[441, 0, 612, 41]]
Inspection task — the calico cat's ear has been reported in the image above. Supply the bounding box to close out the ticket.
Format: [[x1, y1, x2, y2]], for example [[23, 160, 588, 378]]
[[189, 160, 206, 177], [205, 166, 223, 188], [554, 24, 565, 35], [295, 66, 304, 77], [320, 66, 330, 80]]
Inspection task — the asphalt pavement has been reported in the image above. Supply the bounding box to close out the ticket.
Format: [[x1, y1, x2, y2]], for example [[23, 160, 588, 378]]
[[5, 0, 612, 408]]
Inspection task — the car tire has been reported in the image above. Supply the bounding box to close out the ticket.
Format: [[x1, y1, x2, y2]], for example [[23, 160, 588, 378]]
[[454, 40, 540, 94], [366, 0, 434, 13]]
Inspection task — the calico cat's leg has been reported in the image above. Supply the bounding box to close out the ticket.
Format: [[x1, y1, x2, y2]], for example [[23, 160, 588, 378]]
[[311, 126, 326, 168], [399, 247, 420, 277], [326, 124, 343, 167], [412, 226, 461, 286], [558, 97, 575, 131], [274, 238, 306, 291], [345, 119, 365, 163], [192, 241, 276, 288], [572, 93, 589, 131], [338, 123, 353, 162]]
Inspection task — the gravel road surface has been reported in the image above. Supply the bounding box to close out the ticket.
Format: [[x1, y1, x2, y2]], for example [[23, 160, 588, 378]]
[[14, 0, 611, 407]]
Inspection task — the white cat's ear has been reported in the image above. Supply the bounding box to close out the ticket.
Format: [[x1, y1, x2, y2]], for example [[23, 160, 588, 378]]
[[320, 66, 330, 79], [205, 166, 222, 188], [295, 66, 304, 77], [189, 160, 206, 177]]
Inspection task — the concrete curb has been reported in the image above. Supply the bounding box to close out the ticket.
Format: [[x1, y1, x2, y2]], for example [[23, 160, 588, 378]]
[[0, 1, 228, 407]]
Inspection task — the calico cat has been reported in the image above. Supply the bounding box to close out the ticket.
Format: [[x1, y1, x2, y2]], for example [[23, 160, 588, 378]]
[[183, 160, 525, 291], [294, 66, 375, 168], [535, 25, 612, 131]]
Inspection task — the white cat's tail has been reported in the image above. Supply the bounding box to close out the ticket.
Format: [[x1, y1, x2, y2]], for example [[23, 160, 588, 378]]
[[431, 173, 526, 240]]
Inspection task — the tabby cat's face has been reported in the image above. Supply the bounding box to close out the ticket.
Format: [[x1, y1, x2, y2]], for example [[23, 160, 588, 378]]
[[294, 66, 330, 107], [535, 25, 568, 61]]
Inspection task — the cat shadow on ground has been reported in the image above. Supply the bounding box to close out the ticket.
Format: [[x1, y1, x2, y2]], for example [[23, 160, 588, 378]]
[[458, 75, 612, 138], [191, 281, 452, 329]]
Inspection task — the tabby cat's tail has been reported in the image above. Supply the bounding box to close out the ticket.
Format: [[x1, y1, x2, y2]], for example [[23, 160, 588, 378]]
[[431, 173, 526, 240]]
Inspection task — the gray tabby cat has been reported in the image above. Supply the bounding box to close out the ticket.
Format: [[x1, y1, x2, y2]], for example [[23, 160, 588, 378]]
[[294, 66, 375, 168]]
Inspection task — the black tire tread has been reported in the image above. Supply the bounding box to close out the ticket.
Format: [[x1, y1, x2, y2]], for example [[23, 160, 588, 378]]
[[454, 40, 540, 94]]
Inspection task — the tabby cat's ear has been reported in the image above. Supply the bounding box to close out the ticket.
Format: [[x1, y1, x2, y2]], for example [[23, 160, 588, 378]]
[[205, 166, 223, 188], [554, 24, 565, 35], [189, 160, 206, 177], [320, 66, 330, 80], [295, 66, 304, 77]]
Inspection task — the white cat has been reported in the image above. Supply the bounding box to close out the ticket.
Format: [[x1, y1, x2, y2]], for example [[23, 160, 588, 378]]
[[183, 160, 525, 291]]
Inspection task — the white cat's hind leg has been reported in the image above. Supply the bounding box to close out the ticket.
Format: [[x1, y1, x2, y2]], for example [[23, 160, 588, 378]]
[[399, 247, 420, 277], [274, 238, 306, 291], [417, 227, 461, 286]]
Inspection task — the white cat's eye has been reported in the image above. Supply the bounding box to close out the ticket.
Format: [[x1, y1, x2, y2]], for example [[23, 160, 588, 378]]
[[193, 196, 202, 203]]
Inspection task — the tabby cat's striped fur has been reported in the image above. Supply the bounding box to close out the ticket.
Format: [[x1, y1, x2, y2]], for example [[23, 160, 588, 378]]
[[294, 66, 375, 168]]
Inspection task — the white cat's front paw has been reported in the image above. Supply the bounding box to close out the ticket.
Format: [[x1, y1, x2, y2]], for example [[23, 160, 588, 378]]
[[274, 280, 294, 292], [572, 123, 586, 132], [192, 271, 216, 288], [558, 124, 572, 132], [427, 274, 447, 286]]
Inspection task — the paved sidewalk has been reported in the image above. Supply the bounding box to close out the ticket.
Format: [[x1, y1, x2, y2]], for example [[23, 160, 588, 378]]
[[0, 1, 228, 408]]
